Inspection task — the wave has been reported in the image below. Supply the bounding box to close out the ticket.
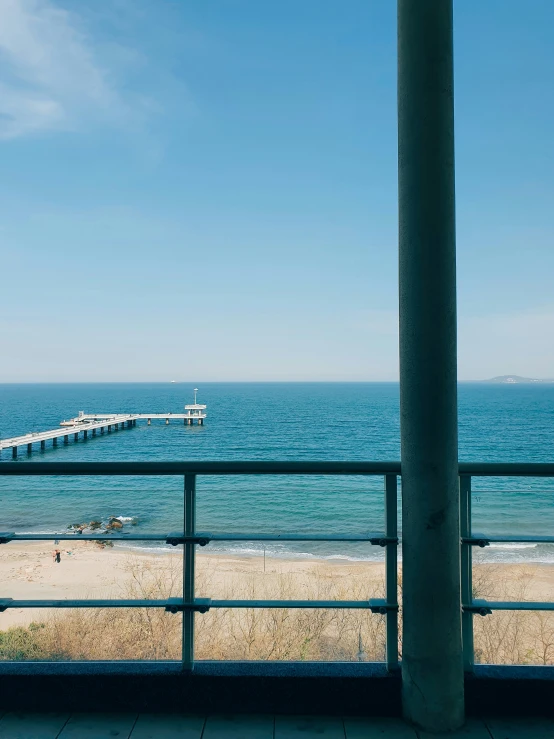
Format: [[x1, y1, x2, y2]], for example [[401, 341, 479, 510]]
[[117, 541, 383, 563], [489, 543, 538, 550]]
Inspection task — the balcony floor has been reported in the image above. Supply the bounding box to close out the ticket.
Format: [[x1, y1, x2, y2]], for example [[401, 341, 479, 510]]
[[0, 713, 552, 738]]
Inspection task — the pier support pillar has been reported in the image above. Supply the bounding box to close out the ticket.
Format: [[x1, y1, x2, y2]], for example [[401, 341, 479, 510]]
[[166, 418, 169, 425], [108, 425, 111, 433], [199, 418, 204, 426], [27, 443, 32, 454], [12, 446, 17, 459], [42, 440, 46, 450], [93, 428, 96, 437], [53, 437, 57, 447], [64, 435, 69, 444], [101, 427, 104, 434], [148, 418, 151, 425], [74, 433, 78, 442], [84, 430, 88, 440], [398, 0, 463, 732]]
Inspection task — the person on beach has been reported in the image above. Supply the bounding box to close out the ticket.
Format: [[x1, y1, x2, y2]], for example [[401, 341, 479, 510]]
[[52, 548, 61, 564]]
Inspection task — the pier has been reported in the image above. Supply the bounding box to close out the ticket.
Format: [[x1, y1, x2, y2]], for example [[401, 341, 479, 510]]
[[0, 392, 207, 459]]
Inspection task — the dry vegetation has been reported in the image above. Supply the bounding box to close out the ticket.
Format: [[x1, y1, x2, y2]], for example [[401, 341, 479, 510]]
[[472, 563, 554, 665], [1, 556, 553, 665]]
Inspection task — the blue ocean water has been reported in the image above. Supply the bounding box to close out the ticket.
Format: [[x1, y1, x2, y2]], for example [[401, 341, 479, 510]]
[[1, 382, 553, 563]]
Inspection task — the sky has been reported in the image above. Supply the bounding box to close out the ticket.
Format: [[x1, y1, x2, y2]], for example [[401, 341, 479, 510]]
[[0, 0, 553, 382]]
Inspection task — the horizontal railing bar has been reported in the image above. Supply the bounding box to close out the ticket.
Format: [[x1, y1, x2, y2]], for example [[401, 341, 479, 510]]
[[1, 532, 394, 545], [464, 535, 554, 545], [209, 599, 395, 611], [2, 533, 170, 542], [0, 597, 395, 612], [2, 461, 554, 476], [464, 600, 554, 613], [0, 461, 401, 476], [459, 463, 554, 476], [0, 598, 172, 609], [207, 533, 395, 544]]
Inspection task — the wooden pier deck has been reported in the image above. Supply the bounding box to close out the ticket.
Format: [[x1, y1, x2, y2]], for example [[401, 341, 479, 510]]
[[0, 409, 206, 459]]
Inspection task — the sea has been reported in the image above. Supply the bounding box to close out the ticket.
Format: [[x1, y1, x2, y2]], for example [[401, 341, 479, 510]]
[[1, 382, 553, 564]]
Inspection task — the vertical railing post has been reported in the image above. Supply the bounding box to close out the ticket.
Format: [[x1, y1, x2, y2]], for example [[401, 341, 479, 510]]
[[183, 474, 196, 670], [398, 0, 464, 731], [460, 474, 474, 671], [385, 474, 399, 670]]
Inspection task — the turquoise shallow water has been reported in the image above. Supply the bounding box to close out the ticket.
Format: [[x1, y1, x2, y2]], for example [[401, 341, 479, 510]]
[[0, 382, 553, 563]]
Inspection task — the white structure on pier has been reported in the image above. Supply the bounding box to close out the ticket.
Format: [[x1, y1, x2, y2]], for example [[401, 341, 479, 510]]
[[0, 390, 207, 459], [183, 388, 207, 426]]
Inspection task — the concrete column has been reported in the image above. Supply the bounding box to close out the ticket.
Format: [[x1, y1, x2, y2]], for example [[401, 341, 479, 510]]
[[74, 433, 78, 442], [84, 430, 88, 440], [398, 0, 463, 731], [199, 418, 204, 426], [148, 418, 151, 425], [53, 437, 57, 447], [42, 440, 46, 450], [166, 418, 169, 425], [64, 435, 69, 444], [27, 443, 32, 454], [108, 425, 111, 433], [93, 428, 96, 437], [12, 446, 17, 459]]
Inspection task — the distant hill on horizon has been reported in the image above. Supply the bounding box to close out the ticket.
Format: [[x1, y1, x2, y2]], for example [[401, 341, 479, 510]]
[[483, 375, 554, 384]]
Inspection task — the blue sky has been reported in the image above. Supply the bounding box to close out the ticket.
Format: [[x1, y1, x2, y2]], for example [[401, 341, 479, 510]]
[[1, 0, 553, 381]]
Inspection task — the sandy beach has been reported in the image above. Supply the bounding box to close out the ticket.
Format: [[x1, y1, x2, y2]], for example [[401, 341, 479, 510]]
[[0, 541, 388, 628], [2, 543, 554, 664], [2, 542, 554, 627]]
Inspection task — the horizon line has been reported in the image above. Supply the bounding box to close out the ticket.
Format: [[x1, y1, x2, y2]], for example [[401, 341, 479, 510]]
[[0, 379, 551, 385]]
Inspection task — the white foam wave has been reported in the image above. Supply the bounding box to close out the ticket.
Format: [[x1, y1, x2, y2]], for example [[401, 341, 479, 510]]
[[115, 516, 135, 522], [116, 542, 382, 562], [489, 543, 538, 550]]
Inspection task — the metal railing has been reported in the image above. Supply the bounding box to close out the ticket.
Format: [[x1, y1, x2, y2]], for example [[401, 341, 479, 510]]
[[3, 461, 553, 672], [459, 462, 554, 671], [0, 461, 400, 671]]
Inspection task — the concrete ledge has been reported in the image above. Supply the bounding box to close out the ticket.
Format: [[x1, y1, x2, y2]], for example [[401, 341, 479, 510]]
[[1, 662, 553, 715], [467, 665, 554, 716], [0, 661, 400, 715]]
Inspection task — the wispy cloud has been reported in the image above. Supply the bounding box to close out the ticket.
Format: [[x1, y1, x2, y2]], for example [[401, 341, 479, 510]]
[[0, 0, 145, 138]]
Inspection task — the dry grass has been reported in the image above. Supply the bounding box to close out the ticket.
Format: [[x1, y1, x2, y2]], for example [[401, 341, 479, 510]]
[[472, 564, 554, 665], [1, 557, 554, 665]]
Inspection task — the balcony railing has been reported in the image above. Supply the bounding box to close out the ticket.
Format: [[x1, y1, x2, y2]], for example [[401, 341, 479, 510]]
[[0, 461, 400, 671], [459, 463, 554, 671], [1, 461, 554, 672]]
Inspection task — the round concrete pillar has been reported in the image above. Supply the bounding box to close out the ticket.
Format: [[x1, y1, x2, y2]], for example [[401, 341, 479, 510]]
[[398, 0, 463, 731]]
